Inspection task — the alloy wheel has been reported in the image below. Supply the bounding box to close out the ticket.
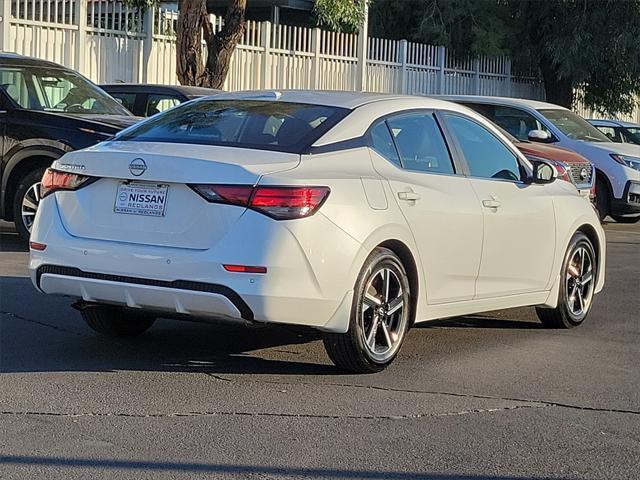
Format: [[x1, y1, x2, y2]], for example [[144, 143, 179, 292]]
[[21, 182, 41, 233], [360, 267, 408, 363], [565, 245, 595, 318]]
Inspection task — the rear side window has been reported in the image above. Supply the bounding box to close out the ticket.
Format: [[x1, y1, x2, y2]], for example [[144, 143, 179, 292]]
[[386, 113, 454, 174], [117, 99, 349, 153], [369, 121, 401, 167], [109, 92, 137, 113]]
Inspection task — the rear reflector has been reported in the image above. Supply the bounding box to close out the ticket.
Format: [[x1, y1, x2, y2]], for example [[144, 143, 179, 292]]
[[223, 264, 267, 274], [190, 185, 330, 220], [29, 241, 47, 251], [41, 168, 96, 198]]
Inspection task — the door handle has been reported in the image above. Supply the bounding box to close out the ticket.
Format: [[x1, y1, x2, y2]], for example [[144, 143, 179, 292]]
[[398, 191, 421, 201], [482, 198, 501, 209]]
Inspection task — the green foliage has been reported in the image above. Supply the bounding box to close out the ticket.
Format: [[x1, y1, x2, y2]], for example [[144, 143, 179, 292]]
[[314, 0, 367, 32], [509, 0, 640, 115], [370, 0, 513, 58], [371, 0, 640, 115]]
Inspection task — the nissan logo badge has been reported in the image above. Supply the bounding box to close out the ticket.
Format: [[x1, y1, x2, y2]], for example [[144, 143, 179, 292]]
[[129, 158, 147, 176], [580, 168, 588, 180]]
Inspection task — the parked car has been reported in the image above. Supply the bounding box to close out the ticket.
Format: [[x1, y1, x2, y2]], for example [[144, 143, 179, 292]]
[[100, 83, 222, 117], [588, 119, 640, 145], [492, 124, 594, 199], [439, 95, 640, 223], [29, 91, 606, 373], [0, 53, 139, 240]]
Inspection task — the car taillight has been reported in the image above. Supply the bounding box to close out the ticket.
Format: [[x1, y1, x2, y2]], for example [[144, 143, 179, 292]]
[[190, 185, 330, 220], [40, 168, 95, 198]]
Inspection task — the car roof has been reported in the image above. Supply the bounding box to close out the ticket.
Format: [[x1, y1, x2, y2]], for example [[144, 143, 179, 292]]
[[435, 94, 568, 111], [100, 83, 222, 97], [588, 118, 640, 128], [0, 52, 68, 70], [206, 89, 451, 109]]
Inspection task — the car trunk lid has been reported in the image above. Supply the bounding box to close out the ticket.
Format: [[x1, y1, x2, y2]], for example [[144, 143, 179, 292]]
[[52, 141, 300, 249]]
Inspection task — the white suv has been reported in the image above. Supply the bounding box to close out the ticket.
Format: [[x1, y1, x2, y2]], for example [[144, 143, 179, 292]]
[[441, 96, 640, 223], [29, 91, 606, 372]]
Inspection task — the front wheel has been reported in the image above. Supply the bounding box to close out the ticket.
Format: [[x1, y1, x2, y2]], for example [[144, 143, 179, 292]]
[[323, 247, 411, 373], [536, 232, 597, 329]]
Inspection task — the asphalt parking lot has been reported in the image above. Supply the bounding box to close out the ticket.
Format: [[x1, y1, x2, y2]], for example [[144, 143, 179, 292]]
[[0, 220, 638, 480]]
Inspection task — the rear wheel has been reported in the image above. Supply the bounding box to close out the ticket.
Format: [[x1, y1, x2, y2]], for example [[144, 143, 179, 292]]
[[323, 247, 411, 373], [610, 214, 640, 224], [12, 167, 47, 242], [80, 305, 156, 337], [536, 232, 596, 329]]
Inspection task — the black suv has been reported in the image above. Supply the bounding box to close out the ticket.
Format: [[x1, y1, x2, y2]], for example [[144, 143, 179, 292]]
[[0, 53, 138, 240]]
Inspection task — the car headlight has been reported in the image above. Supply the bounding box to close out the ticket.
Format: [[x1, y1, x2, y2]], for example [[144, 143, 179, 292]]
[[611, 154, 640, 171]]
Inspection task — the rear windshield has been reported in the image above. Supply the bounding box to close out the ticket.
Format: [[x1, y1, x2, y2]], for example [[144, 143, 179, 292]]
[[116, 99, 349, 152]]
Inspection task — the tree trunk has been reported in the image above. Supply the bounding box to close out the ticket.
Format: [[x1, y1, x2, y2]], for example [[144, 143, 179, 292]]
[[176, 0, 208, 86], [201, 0, 247, 89], [540, 62, 574, 108]]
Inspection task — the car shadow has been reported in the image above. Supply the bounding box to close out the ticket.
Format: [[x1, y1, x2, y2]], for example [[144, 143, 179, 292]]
[[1, 275, 543, 376], [0, 455, 576, 480], [420, 314, 544, 330], [0, 230, 28, 253]]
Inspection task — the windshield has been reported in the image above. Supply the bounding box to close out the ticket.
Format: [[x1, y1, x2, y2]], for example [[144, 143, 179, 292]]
[[0, 66, 130, 115], [538, 109, 611, 142], [116, 99, 349, 152]]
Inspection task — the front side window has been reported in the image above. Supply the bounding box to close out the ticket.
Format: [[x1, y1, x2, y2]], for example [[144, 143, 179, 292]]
[[462, 103, 549, 141], [386, 113, 454, 174], [117, 99, 349, 152], [594, 126, 620, 142], [621, 127, 640, 145], [0, 67, 129, 115], [445, 114, 521, 182], [539, 109, 610, 142]]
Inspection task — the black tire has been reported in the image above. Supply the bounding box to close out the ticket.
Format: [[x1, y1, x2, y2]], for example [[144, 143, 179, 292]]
[[81, 305, 156, 337], [594, 175, 610, 222], [536, 232, 597, 329], [13, 167, 47, 242], [610, 214, 640, 224], [323, 247, 411, 373]]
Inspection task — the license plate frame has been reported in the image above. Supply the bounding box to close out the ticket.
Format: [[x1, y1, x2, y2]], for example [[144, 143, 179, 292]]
[[114, 182, 169, 218]]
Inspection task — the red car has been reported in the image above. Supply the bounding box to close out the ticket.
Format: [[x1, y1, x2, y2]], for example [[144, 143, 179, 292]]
[[500, 128, 595, 199]]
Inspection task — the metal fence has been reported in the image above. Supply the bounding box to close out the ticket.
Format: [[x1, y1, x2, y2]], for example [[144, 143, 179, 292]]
[[0, 0, 545, 99]]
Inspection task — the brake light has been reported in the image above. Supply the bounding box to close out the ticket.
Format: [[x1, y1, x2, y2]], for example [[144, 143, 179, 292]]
[[190, 185, 330, 220], [40, 168, 95, 198], [250, 186, 330, 219]]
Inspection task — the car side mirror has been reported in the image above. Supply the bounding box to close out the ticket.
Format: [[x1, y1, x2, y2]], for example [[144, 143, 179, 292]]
[[530, 160, 557, 184], [528, 129, 553, 143]]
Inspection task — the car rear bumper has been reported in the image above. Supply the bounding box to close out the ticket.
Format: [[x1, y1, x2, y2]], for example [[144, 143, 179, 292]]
[[29, 197, 362, 333], [35, 265, 254, 322]]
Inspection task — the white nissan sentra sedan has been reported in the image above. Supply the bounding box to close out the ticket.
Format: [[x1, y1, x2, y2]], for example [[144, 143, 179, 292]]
[[29, 91, 606, 373]]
